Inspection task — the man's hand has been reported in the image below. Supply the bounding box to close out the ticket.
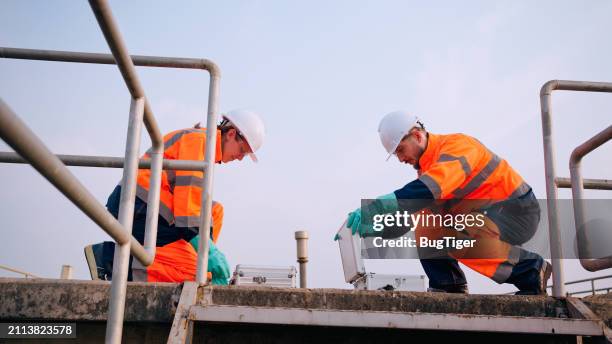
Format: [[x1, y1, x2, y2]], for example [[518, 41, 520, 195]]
[[343, 193, 400, 238]]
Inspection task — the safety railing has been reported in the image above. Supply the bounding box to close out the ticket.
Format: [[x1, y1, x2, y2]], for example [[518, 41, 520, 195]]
[[0, 1, 220, 343], [505, 274, 612, 296], [0, 263, 40, 279], [569, 125, 612, 271], [540, 80, 612, 297], [561, 274, 612, 296]]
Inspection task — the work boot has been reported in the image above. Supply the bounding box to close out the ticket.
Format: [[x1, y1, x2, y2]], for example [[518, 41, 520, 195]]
[[514, 260, 552, 295], [427, 284, 469, 294], [84, 242, 114, 280]]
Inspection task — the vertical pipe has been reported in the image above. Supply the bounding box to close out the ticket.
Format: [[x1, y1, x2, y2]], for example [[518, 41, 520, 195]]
[[295, 231, 309, 288], [591, 280, 595, 295], [60, 265, 73, 279], [570, 125, 612, 272], [143, 136, 163, 257], [106, 97, 145, 344], [540, 82, 566, 297], [133, 135, 163, 280], [570, 154, 589, 260], [195, 74, 221, 284]]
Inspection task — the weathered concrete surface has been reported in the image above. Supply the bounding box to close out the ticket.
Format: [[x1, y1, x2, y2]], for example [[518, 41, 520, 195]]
[[0, 278, 181, 322], [583, 293, 612, 328], [1, 278, 610, 343], [207, 286, 566, 317], [1, 278, 577, 321]]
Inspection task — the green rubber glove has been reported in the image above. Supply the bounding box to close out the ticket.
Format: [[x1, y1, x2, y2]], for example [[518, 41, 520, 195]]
[[376, 192, 399, 214], [189, 235, 200, 252], [188, 236, 231, 285], [346, 193, 399, 238], [334, 209, 361, 240]]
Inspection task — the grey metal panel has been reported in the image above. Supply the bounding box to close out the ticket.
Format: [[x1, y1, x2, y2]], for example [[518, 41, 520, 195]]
[[354, 273, 427, 292], [190, 305, 604, 336], [336, 220, 366, 283]]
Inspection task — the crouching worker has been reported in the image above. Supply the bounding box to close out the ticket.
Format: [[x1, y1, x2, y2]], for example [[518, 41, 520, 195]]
[[84, 109, 265, 284], [340, 110, 551, 295]]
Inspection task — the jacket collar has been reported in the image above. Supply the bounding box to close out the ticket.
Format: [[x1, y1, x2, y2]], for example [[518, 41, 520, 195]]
[[417, 132, 439, 172]]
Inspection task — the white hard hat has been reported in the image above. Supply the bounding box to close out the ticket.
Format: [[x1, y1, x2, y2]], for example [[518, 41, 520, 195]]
[[378, 110, 421, 160], [222, 109, 265, 162]]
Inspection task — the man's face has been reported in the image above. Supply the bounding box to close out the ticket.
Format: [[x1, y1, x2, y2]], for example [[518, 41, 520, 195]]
[[394, 131, 426, 169], [221, 128, 252, 163]]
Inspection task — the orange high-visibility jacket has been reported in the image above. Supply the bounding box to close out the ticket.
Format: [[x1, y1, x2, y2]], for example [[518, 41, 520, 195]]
[[135, 128, 223, 230], [417, 133, 530, 201], [414, 133, 533, 283]]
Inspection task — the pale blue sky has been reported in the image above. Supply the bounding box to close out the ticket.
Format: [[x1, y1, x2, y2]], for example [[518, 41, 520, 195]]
[[1, 0, 611, 294]]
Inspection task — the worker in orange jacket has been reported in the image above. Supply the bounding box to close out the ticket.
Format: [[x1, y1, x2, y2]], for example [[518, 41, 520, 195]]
[[84, 109, 265, 284], [345, 110, 551, 295]]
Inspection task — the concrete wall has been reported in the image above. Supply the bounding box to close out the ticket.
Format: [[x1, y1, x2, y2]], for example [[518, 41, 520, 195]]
[[0, 278, 609, 343]]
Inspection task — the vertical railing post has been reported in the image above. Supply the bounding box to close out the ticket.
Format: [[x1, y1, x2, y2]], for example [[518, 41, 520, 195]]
[[143, 138, 163, 257], [540, 81, 566, 297], [106, 97, 145, 343], [570, 125, 612, 272], [540, 80, 612, 297], [195, 72, 221, 284]]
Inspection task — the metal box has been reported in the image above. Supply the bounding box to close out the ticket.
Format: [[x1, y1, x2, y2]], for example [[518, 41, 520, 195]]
[[336, 219, 366, 283], [353, 273, 427, 291], [231, 264, 297, 288], [336, 219, 426, 292]]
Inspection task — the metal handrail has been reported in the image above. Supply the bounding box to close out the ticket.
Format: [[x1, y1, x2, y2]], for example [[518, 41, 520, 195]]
[[504, 274, 612, 296], [0, 264, 40, 279], [555, 177, 612, 190], [539, 79, 612, 297], [563, 274, 612, 286], [0, 100, 151, 263], [569, 125, 612, 272], [0, 152, 208, 172], [0, 46, 221, 287], [0, 1, 221, 342], [551, 274, 612, 296], [568, 287, 611, 296]]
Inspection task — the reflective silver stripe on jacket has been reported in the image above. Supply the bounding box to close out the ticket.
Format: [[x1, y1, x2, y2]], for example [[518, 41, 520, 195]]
[[419, 174, 442, 199], [145, 128, 204, 155], [175, 215, 201, 228], [175, 175, 204, 187], [491, 245, 521, 283], [167, 170, 176, 193], [453, 153, 502, 198], [136, 184, 175, 225], [507, 182, 531, 199], [438, 154, 472, 177]]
